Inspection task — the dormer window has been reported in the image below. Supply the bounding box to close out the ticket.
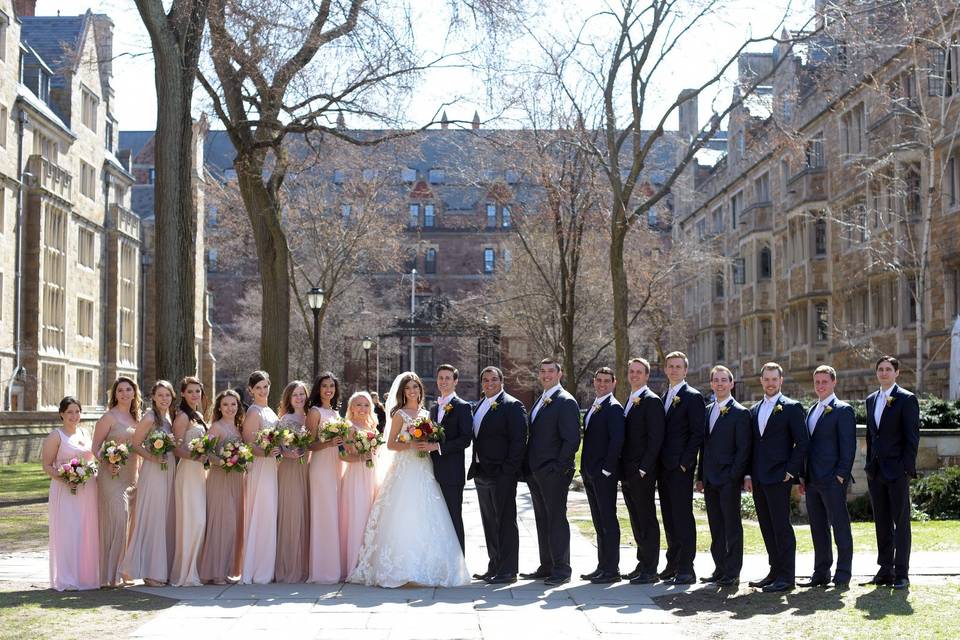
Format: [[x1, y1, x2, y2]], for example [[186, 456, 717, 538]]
[[428, 168, 444, 184]]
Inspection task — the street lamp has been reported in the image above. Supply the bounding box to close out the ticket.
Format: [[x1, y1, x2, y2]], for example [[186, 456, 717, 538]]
[[307, 286, 325, 381], [361, 336, 374, 391]]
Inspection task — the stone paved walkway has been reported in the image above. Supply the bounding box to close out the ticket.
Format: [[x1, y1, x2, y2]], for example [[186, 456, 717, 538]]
[[3, 483, 960, 639]]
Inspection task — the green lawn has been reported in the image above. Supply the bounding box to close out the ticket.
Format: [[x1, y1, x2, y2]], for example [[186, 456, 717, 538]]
[[654, 582, 960, 639], [0, 504, 47, 554], [0, 463, 49, 503]]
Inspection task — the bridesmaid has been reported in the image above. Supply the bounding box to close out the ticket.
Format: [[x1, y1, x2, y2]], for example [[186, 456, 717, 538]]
[[120, 380, 177, 586], [241, 370, 281, 584], [42, 396, 100, 591], [275, 380, 311, 583], [92, 377, 141, 587], [306, 372, 344, 584], [198, 390, 246, 585], [340, 391, 380, 578], [170, 377, 209, 587]]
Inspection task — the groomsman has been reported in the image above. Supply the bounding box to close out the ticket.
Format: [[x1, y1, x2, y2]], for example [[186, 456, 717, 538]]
[[746, 362, 809, 593], [579, 367, 625, 584], [861, 356, 920, 590], [620, 357, 665, 584], [798, 365, 856, 589], [522, 358, 581, 587], [696, 365, 751, 587], [426, 364, 475, 553], [657, 351, 705, 585], [467, 366, 527, 584]]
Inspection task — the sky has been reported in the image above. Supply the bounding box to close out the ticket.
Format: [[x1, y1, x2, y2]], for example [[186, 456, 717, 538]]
[[34, 0, 815, 133]]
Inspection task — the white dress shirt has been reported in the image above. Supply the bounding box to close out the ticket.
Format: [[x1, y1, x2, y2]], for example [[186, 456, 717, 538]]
[[874, 385, 897, 429], [709, 396, 732, 433], [624, 385, 650, 417], [531, 383, 563, 422], [663, 381, 686, 411], [434, 393, 457, 454], [585, 392, 613, 428], [808, 393, 837, 435], [472, 394, 497, 436], [757, 393, 782, 436]]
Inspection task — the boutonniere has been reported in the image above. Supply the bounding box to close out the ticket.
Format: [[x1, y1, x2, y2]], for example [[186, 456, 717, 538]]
[[773, 403, 783, 413], [886, 395, 895, 407], [490, 401, 499, 411], [542, 397, 553, 406], [671, 395, 681, 407], [593, 402, 602, 411], [632, 397, 642, 406], [824, 405, 833, 414], [719, 405, 730, 416], [443, 403, 453, 414]]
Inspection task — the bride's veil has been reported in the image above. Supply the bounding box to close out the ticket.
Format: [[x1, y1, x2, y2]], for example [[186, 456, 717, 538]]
[[377, 372, 412, 483]]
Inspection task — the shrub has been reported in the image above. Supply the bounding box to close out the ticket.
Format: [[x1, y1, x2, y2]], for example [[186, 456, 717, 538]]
[[693, 492, 758, 520], [911, 466, 960, 519], [847, 493, 873, 522]]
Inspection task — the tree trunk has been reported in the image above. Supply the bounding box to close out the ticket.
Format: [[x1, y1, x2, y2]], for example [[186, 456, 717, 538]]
[[610, 205, 630, 398], [235, 163, 290, 406]]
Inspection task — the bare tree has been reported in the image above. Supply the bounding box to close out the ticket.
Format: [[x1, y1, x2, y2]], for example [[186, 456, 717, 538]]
[[134, 0, 210, 384]]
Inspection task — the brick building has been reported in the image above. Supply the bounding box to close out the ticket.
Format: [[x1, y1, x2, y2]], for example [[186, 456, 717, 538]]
[[673, 3, 960, 400]]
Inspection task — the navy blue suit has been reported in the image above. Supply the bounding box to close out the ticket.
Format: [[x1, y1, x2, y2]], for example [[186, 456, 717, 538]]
[[804, 397, 856, 583], [430, 395, 474, 552], [580, 396, 624, 575], [698, 398, 751, 579], [658, 383, 705, 576], [865, 385, 920, 579], [620, 388, 665, 576], [524, 387, 580, 579], [750, 394, 808, 584]]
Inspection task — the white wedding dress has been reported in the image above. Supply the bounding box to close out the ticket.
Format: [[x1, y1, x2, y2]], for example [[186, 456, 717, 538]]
[[348, 408, 470, 588]]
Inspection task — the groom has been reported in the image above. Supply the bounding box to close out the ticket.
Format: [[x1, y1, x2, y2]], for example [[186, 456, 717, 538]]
[[424, 364, 474, 553]]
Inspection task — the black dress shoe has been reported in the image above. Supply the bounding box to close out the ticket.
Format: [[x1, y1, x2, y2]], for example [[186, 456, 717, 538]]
[[657, 568, 678, 581], [716, 576, 740, 587], [748, 574, 775, 588], [859, 573, 895, 587], [797, 575, 830, 588], [699, 573, 722, 583], [580, 569, 603, 580], [629, 573, 658, 585], [520, 569, 551, 580], [761, 580, 795, 593], [832, 580, 850, 589], [622, 567, 643, 581], [892, 577, 910, 590], [543, 575, 571, 587], [590, 573, 622, 584], [668, 574, 696, 585], [485, 574, 517, 585], [473, 572, 493, 581]]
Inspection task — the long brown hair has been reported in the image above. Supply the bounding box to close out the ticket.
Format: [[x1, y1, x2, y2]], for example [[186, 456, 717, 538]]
[[307, 372, 340, 411], [390, 372, 424, 416], [177, 376, 208, 427], [278, 380, 310, 416], [149, 380, 177, 429], [212, 389, 245, 431], [109, 376, 142, 421]]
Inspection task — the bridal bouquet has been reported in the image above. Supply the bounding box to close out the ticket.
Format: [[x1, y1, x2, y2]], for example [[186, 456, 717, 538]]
[[399, 416, 444, 458], [350, 429, 384, 468], [187, 434, 218, 461], [217, 440, 254, 473], [144, 430, 176, 470], [56, 458, 99, 495], [255, 427, 281, 460], [99, 440, 131, 478]]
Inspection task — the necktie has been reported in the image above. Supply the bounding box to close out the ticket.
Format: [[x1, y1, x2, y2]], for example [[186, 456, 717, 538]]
[[709, 403, 720, 432]]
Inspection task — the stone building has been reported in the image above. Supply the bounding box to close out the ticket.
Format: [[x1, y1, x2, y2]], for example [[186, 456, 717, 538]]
[[673, 2, 960, 400]]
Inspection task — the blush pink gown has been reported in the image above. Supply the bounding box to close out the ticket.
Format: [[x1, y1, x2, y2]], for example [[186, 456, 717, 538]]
[[308, 407, 344, 583], [48, 428, 100, 591], [339, 423, 378, 579]]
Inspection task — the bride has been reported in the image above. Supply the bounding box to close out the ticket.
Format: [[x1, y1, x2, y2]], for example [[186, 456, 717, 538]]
[[348, 372, 470, 588]]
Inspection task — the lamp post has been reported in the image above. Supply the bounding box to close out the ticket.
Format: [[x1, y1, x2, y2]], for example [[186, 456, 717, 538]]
[[307, 287, 325, 381], [361, 336, 373, 391]]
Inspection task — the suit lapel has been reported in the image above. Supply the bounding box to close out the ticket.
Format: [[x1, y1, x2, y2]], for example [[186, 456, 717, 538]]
[[665, 383, 686, 420], [586, 396, 610, 429], [532, 388, 562, 425], [477, 392, 504, 436], [877, 386, 898, 431]]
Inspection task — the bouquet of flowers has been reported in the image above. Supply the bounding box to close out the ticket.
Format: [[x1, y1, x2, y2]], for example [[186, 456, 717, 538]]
[[99, 440, 131, 478], [144, 430, 176, 471], [319, 417, 351, 457], [292, 430, 314, 465], [56, 458, 99, 495], [255, 427, 281, 460], [350, 429, 384, 468], [277, 427, 314, 464], [187, 434, 219, 461], [398, 416, 445, 458], [217, 440, 254, 473]]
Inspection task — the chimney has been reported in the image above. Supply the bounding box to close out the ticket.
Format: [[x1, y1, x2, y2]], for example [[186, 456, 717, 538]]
[[336, 111, 346, 129], [471, 111, 480, 130], [14, 0, 37, 17], [441, 110, 449, 130], [678, 89, 699, 142]]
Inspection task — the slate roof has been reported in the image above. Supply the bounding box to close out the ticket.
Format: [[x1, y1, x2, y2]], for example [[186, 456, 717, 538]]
[[118, 131, 156, 163], [18, 14, 87, 88]]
